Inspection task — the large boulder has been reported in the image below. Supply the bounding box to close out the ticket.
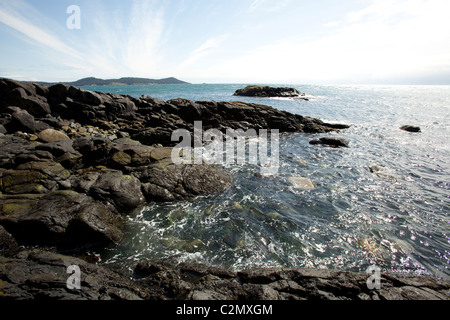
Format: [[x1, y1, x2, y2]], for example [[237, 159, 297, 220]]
[[6, 107, 37, 133], [0, 78, 50, 116], [0, 191, 124, 249], [137, 156, 232, 202], [38, 129, 70, 143], [109, 138, 155, 169], [86, 170, 145, 212]]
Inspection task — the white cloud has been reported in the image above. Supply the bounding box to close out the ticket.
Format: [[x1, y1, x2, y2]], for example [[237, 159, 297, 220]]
[[0, 2, 81, 60], [249, 0, 290, 12], [181, 34, 229, 68], [0, 0, 170, 80], [323, 21, 340, 28], [198, 0, 450, 83], [249, 0, 266, 11], [123, 0, 166, 77]]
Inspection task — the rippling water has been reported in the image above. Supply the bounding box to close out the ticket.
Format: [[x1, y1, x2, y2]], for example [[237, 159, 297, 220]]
[[84, 84, 450, 279]]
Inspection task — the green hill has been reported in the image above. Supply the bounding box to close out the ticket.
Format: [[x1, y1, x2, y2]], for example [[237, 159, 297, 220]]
[[38, 77, 189, 86]]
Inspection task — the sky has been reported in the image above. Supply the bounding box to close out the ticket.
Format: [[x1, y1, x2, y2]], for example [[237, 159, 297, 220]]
[[0, 0, 449, 84]]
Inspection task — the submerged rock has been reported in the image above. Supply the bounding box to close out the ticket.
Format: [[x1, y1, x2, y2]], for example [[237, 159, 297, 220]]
[[289, 177, 316, 190], [309, 137, 350, 148]]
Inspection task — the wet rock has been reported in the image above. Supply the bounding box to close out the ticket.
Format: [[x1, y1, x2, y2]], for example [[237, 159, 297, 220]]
[[138, 159, 232, 202], [309, 137, 350, 148], [0, 248, 449, 300], [131, 260, 450, 301], [400, 125, 421, 133], [0, 161, 72, 194], [368, 165, 397, 182], [87, 170, 145, 212], [0, 191, 124, 249], [0, 250, 149, 300], [233, 85, 305, 98], [109, 139, 154, 169]]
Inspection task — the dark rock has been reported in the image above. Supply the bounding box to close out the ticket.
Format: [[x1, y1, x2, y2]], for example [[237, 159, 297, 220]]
[[0, 135, 34, 169], [0, 225, 19, 256], [0, 78, 50, 117], [0, 124, 6, 134], [0, 191, 124, 249], [0, 250, 149, 300], [6, 108, 37, 133], [132, 127, 176, 146], [183, 165, 233, 196], [130, 260, 450, 301], [72, 136, 113, 167], [0, 161, 69, 195], [309, 137, 350, 148], [233, 85, 305, 98], [68, 86, 103, 106], [400, 125, 421, 133], [87, 170, 145, 212], [35, 140, 82, 168], [137, 158, 232, 202], [0, 248, 449, 300], [109, 138, 154, 169]]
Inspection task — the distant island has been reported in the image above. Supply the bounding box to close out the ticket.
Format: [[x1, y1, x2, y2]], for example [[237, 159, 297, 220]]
[[37, 77, 189, 86]]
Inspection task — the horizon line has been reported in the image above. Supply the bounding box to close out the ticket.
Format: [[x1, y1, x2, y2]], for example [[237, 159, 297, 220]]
[[1, 76, 450, 87]]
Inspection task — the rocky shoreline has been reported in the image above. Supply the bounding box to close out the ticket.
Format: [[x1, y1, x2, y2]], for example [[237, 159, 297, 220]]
[[0, 78, 448, 300]]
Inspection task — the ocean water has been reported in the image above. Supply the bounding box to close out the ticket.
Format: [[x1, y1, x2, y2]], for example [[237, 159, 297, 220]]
[[83, 84, 450, 279]]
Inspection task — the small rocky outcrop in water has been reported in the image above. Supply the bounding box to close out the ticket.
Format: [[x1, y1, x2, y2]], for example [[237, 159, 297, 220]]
[[400, 125, 421, 133], [309, 137, 350, 148], [233, 85, 308, 99]]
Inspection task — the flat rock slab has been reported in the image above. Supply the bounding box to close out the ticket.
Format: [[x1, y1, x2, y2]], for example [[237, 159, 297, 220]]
[[1, 250, 448, 300]]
